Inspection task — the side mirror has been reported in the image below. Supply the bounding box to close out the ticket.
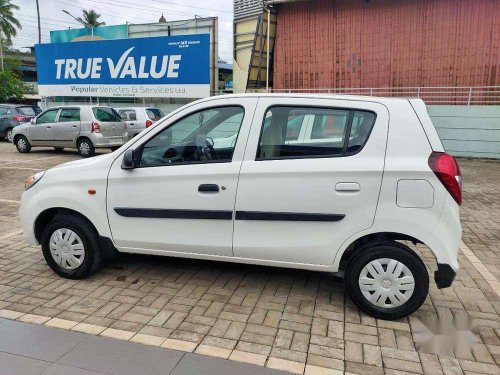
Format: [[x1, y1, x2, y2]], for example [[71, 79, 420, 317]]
[[121, 149, 136, 169], [30, 118, 35, 125]]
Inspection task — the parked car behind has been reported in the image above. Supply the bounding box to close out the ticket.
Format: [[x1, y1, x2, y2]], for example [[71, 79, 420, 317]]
[[19, 94, 462, 320], [116, 107, 165, 139], [12, 105, 127, 157], [0, 104, 38, 142]]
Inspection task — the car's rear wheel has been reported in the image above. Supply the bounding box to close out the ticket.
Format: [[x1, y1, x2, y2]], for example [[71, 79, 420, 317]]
[[41, 214, 102, 279], [345, 241, 429, 320], [15, 135, 31, 153], [5, 128, 13, 142], [77, 138, 95, 158]]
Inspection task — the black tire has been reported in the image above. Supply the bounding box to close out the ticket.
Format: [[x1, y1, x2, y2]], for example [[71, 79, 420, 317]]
[[77, 138, 95, 158], [5, 128, 13, 142], [41, 214, 103, 279], [53, 147, 64, 152], [15, 135, 31, 153], [345, 241, 429, 320]]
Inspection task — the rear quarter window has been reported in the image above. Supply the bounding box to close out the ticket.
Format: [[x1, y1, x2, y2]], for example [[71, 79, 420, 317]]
[[93, 107, 122, 122], [146, 108, 165, 121], [16, 106, 36, 116]]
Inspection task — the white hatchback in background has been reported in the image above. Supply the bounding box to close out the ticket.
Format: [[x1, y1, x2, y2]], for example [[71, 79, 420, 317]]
[[116, 107, 165, 139], [19, 94, 462, 320]]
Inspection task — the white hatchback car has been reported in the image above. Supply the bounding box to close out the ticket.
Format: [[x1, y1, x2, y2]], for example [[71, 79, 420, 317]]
[[19, 94, 462, 320]]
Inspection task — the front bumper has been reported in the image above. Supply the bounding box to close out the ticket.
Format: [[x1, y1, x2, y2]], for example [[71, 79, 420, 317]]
[[19, 188, 41, 245], [434, 263, 456, 288]]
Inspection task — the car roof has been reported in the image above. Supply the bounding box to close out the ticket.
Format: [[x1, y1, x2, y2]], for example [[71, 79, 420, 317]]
[[115, 107, 157, 111], [195, 93, 417, 105]]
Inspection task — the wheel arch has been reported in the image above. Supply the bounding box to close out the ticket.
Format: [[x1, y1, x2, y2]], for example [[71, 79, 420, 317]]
[[337, 231, 425, 271], [34, 207, 99, 244]]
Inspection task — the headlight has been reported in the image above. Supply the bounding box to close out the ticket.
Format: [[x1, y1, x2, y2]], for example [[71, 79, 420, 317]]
[[25, 171, 45, 190]]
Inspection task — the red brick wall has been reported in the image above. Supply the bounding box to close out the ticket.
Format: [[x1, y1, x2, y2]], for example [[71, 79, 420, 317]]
[[273, 0, 500, 89]]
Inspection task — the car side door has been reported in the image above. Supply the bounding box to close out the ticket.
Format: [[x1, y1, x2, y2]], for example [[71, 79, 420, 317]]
[[29, 108, 59, 145], [106, 97, 258, 257], [54, 108, 81, 146], [232, 97, 389, 266]]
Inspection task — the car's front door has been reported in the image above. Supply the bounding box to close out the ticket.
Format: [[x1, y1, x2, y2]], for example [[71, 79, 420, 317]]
[[55, 108, 81, 146], [232, 97, 389, 266], [107, 97, 258, 256], [29, 108, 59, 145]]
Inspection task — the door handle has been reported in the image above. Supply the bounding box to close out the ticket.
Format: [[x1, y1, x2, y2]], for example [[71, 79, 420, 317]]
[[72, 125, 78, 128], [335, 182, 360, 192], [46, 126, 52, 129], [198, 184, 219, 193]]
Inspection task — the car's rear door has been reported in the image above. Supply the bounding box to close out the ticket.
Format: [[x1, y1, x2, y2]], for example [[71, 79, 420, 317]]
[[232, 97, 389, 266], [54, 107, 81, 146]]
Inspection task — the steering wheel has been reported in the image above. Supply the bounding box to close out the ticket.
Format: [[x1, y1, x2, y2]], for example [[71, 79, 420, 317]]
[[162, 147, 184, 163], [201, 137, 219, 160]]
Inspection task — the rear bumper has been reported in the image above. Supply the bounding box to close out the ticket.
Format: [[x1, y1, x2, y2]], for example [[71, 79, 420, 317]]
[[434, 263, 456, 288], [91, 133, 128, 148]]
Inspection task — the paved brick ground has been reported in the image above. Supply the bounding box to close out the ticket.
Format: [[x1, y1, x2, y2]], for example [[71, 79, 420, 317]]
[[0, 142, 499, 374]]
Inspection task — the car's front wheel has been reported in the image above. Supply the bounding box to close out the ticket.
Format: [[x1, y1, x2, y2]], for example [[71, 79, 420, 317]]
[[15, 135, 31, 153], [345, 241, 429, 320], [77, 138, 95, 158], [41, 214, 103, 279]]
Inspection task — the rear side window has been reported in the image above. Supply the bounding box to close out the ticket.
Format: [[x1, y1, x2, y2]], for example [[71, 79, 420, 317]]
[[118, 109, 137, 121], [93, 107, 122, 122], [58, 108, 80, 122], [16, 106, 36, 116], [257, 106, 376, 160], [0, 107, 7, 115], [146, 108, 165, 121]]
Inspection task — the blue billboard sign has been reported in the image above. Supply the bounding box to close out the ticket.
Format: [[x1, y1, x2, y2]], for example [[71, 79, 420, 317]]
[[36, 34, 210, 98]]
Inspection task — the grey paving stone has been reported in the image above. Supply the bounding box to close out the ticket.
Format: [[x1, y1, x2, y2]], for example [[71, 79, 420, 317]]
[[41, 364, 110, 375], [0, 319, 87, 362], [0, 352, 51, 375], [58, 335, 184, 375], [171, 353, 290, 375]]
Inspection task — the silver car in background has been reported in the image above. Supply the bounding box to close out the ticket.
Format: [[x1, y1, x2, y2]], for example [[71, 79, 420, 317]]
[[116, 107, 165, 139], [12, 105, 127, 157]]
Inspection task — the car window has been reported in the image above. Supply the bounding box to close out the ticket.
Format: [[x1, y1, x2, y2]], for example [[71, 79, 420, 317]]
[[140, 106, 245, 167], [347, 111, 377, 152], [118, 109, 136, 121], [92, 107, 122, 122], [16, 106, 36, 116], [57, 108, 80, 122], [257, 106, 376, 160], [0, 107, 7, 115], [146, 108, 165, 121], [36, 109, 59, 124]]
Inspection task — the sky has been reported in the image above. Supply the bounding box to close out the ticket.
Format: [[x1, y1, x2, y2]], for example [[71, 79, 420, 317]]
[[13, 0, 234, 62]]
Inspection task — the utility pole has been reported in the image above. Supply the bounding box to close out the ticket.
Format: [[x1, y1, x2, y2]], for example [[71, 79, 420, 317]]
[[36, 0, 41, 44]]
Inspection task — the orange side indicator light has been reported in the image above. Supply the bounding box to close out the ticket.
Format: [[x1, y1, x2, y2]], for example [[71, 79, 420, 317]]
[[88, 188, 96, 195]]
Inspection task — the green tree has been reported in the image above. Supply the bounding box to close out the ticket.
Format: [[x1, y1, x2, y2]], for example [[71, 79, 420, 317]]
[[77, 9, 106, 28], [0, 69, 24, 102], [0, 0, 20, 44]]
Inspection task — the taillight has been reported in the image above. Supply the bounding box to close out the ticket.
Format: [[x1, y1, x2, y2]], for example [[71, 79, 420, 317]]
[[428, 152, 462, 205], [146, 120, 153, 128], [91, 121, 101, 133], [13, 115, 27, 123]]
